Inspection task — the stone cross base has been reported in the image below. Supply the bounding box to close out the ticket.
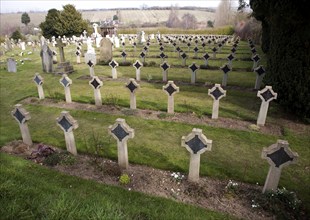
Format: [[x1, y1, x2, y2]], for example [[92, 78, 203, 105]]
[[55, 61, 74, 75]]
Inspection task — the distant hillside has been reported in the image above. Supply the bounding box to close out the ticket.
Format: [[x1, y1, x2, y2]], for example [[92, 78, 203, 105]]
[[0, 9, 215, 35]]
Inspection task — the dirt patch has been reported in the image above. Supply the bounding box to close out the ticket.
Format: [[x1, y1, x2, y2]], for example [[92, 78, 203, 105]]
[[2, 140, 275, 220], [22, 97, 289, 136]]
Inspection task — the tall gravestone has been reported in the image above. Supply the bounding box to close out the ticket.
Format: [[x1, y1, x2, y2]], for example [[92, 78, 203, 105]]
[[99, 38, 113, 63], [40, 43, 53, 73], [108, 118, 135, 169], [11, 104, 32, 146], [261, 140, 298, 193], [181, 128, 212, 182]]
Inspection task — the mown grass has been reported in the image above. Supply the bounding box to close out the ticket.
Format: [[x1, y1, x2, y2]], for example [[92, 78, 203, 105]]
[[0, 38, 309, 213], [0, 153, 232, 220]]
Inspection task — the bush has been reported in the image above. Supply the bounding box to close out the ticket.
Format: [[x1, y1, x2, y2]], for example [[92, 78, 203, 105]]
[[119, 174, 131, 185], [10, 30, 25, 42]]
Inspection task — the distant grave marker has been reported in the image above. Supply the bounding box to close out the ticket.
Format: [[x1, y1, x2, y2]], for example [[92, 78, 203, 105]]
[[89, 76, 103, 106], [257, 86, 277, 126], [33, 73, 44, 99], [11, 104, 32, 145], [125, 78, 140, 109], [163, 81, 179, 113], [208, 84, 226, 119]]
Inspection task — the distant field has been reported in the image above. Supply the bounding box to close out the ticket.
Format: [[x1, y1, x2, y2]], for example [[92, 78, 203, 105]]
[[0, 9, 215, 30]]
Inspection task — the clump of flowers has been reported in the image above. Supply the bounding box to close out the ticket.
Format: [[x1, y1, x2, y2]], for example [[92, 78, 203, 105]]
[[170, 172, 185, 182], [225, 179, 239, 193], [251, 199, 260, 208]]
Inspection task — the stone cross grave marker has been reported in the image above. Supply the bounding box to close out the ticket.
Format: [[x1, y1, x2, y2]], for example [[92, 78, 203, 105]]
[[208, 84, 226, 119], [220, 64, 231, 87], [254, 65, 265, 90], [33, 73, 45, 99], [187, 42, 191, 52], [163, 81, 179, 114], [52, 50, 57, 64], [143, 46, 149, 54], [159, 52, 166, 63], [133, 42, 137, 52], [99, 38, 113, 63], [202, 53, 210, 66], [11, 104, 32, 145], [227, 53, 235, 69], [59, 74, 73, 103], [159, 46, 164, 52], [56, 111, 78, 155], [122, 41, 125, 50], [257, 86, 277, 126], [176, 46, 181, 57], [181, 128, 212, 182], [125, 78, 140, 109], [40, 43, 53, 73], [231, 47, 236, 55], [121, 51, 127, 63], [212, 47, 217, 58], [251, 47, 257, 55], [160, 61, 170, 82], [188, 63, 199, 84], [7, 58, 17, 72], [55, 38, 66, 63], [75, 49, 81, 64], [89, 76, 103, 106], [109, 60, 119, 79], [108, 118, 134, 169], [252, 54, 260, 70], [140, 51, 146, 63], [202, 42, 206, 52], [261, 140, 298, 193], [133, 60, 143, 81], [193, 47, 199, 58], [85, 51, 97, 77], [181, 52, 187, 66]]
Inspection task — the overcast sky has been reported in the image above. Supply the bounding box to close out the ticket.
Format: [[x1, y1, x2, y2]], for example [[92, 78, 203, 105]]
[[0, 0, 228, 13]]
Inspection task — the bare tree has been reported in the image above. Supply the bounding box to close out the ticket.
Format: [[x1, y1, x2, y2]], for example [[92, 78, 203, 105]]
[[166, 5, 181, 28], [182, 13, 197, 29], [214, 0, 233, 27]]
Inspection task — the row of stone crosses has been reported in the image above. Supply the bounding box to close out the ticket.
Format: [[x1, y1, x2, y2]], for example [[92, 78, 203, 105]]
[[11, 103, 298, 194], [33, 70, 276, 127]]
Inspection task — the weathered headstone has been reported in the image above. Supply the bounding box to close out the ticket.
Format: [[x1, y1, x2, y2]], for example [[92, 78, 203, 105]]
[[208, 84, 226, 119], [33, 73, 45, 99], [160, 61, 170, 82], [40, 43, 53, 73], [11, 104, 32, 145], [109, 60, 119, 79], [257, 86, 277, 126], [163, 81, 179, 114], [220, 64, 231, 87], [181, 128, 212, 182], [89, 76, 103, 106], [7, 58, 16, 72], [108, 118, 134, 169], [125, 78, 140, 109], [59, 74, 73, 103], [188, 63, 199, 84], [99, 38, 113, 63], [254, 65, 266, 90], [261, 140, 298, 193], [133, 60, 143, 81], [56, 111, 78, 155]]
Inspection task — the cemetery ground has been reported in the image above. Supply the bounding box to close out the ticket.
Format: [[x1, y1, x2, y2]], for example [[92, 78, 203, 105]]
[[0, 39, 310, 219]]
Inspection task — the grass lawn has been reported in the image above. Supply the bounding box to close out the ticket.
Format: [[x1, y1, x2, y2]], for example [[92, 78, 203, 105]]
[[0, 38, 309, 217]]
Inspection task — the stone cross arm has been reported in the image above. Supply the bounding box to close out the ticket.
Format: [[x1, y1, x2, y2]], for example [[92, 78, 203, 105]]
[[181, 128, 212, 155], [108, 118, 134, 143]]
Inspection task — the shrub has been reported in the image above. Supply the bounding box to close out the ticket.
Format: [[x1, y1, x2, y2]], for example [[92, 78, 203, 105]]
[[119, 174, 131, 185]]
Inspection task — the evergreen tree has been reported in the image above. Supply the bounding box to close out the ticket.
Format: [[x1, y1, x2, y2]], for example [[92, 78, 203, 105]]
[[11, 30, 23, 41], [21, 12, 30, 26], [250, 0, 310, 118], [40, 9, 60, 39]]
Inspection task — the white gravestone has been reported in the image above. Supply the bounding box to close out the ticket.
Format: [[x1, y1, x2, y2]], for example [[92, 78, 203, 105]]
[[163, 81, 179, 114], [220, 64, 231, 87], [114, 37, 120, 48], [202, 53, 210, 66], [33, 73, 45, 99], [188, 63, 199, 84], [160, 61, 170, 82], [181, 128, 212, 182], [257, 86, 277, 126], [261, 140, 298, 193], [133, 60, 143, 81], [85, 52, 97, 77], [11, 104, 33, 146], [59, 74, 73, 103], [208, 84, 226, 119], [109, 60, 119, 79], [254, 65, 266, 90], [7, 58, 17, 72], [125, 78, 140, 110], [108, 118, 135, 169], [75, 50, 81, 64], [56, 111, 78, 155], [89, 76, 103, 106]]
